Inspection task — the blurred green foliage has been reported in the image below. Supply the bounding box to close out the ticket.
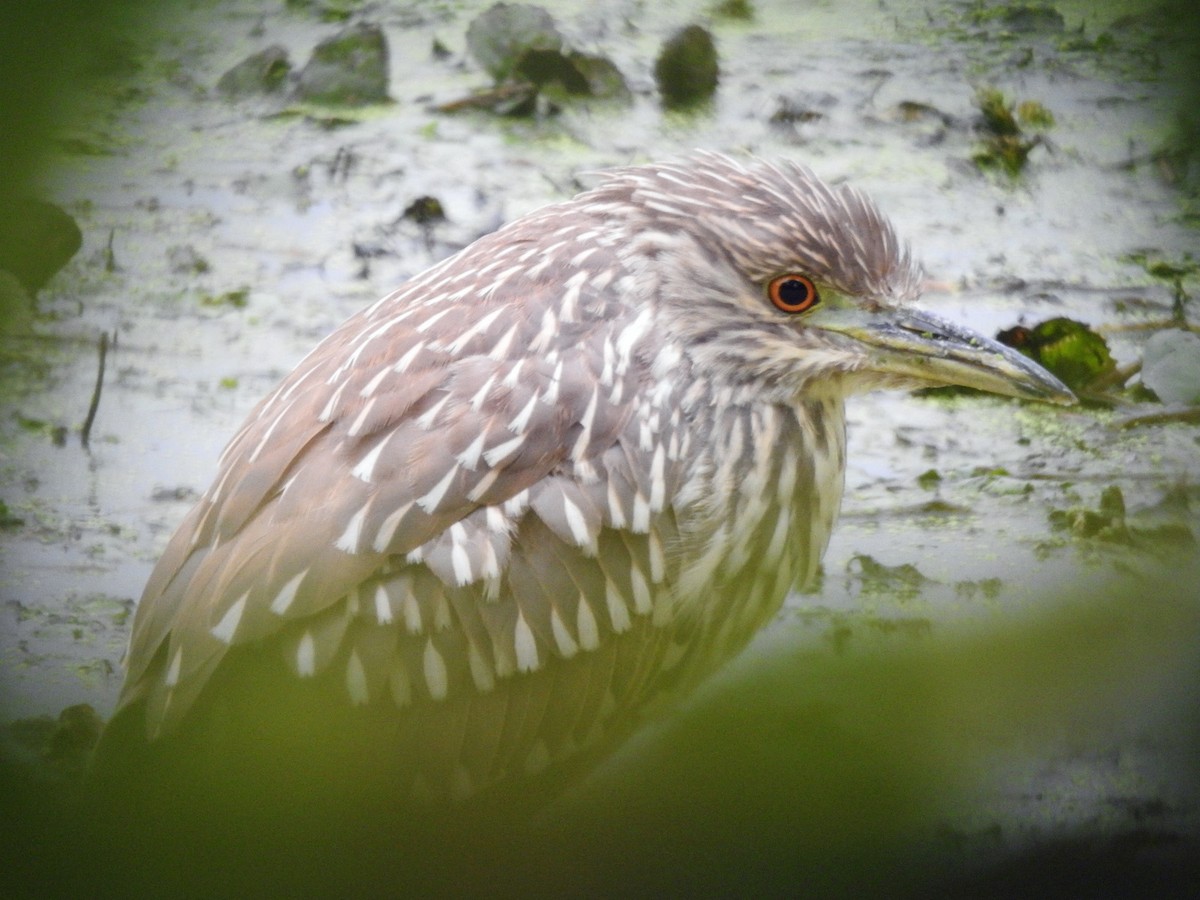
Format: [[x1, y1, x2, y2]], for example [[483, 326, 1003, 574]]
[[539, 564, 1200, 896], [0, 1, 151, 200]]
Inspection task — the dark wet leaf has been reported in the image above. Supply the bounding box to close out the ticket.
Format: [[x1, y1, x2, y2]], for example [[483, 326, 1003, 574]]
[[434, 82, 538, 116], [998, 317, 1116, 392], [402, 196, 446, 227], [562, 52, 629, 103]]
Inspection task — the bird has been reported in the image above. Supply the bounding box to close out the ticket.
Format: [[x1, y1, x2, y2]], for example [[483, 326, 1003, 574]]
[[92, 153, 1073, 829]]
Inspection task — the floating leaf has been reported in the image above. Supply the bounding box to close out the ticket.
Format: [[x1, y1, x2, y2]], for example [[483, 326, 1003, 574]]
[[972, 88, 1051, 178], [997, 317, 1115, 392]]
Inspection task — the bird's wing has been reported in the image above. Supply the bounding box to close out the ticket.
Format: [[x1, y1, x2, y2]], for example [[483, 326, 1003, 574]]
[[120, 234, 684, 746]]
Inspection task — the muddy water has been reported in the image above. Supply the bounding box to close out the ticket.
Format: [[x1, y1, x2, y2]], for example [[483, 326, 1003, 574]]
[[1, 0, 1197, 882]]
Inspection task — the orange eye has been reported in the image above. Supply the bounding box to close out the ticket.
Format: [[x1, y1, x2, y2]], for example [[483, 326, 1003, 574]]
[[767, 274, 820, 314]]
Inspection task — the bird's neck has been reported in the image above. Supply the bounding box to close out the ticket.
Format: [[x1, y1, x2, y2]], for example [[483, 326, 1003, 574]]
[[668, 393, 847, 666]]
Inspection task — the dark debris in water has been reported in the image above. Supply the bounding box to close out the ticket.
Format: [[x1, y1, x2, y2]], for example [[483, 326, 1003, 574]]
[[292, 22, 391, 108], [150, 485, 199, 503], [711, 0, 755, 21], [215, 45, 292, 100], [1048, 484, 1197, 551], [846, 553, 931, 604], [0, 498, 26, 530], [769, 90, 837, 136], [1125, 251, 1196, 323], [1049, 485, 1131, 543], [199, 289, 250, 310], [166, 244, 209, 275], [655, 25, 719, 111], [917, 469, 943, 490], [997, 317, 1117, 396], [466, 3, 563, 83], [13, 413, 69, 446], [0, 703, 102, 784], [444, 4, 629, 117], [954, 577, 1004, 603], [785, 607, 934, 656], [400, 195, 447, 228], [965, 4, 1065, 36]]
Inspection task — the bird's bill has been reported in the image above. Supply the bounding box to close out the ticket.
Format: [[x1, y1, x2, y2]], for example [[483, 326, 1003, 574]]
[[815, 306, 1077, 405]]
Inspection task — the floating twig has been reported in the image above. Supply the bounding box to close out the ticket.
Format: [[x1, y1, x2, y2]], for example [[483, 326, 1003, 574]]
[[1118, 406, 1200, 429], [81, 331, 109, 450], [104, 229, 117, 273]]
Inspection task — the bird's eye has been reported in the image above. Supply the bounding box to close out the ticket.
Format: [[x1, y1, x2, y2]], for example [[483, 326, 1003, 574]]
[[767, 274, 820, 314]]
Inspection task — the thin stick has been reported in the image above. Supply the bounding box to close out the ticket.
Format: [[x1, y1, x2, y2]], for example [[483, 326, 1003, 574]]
[[81, 331, 109, 450]]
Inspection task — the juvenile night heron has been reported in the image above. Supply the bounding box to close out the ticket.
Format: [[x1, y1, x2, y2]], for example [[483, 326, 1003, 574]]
[[97, 153, 1072, 812]]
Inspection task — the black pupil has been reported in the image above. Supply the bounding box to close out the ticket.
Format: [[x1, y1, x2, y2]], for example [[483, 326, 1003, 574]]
[[778, 279, 812, 307]]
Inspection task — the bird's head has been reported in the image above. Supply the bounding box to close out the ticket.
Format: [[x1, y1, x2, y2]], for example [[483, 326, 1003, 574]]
[[585, 153, 1075, 406]]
